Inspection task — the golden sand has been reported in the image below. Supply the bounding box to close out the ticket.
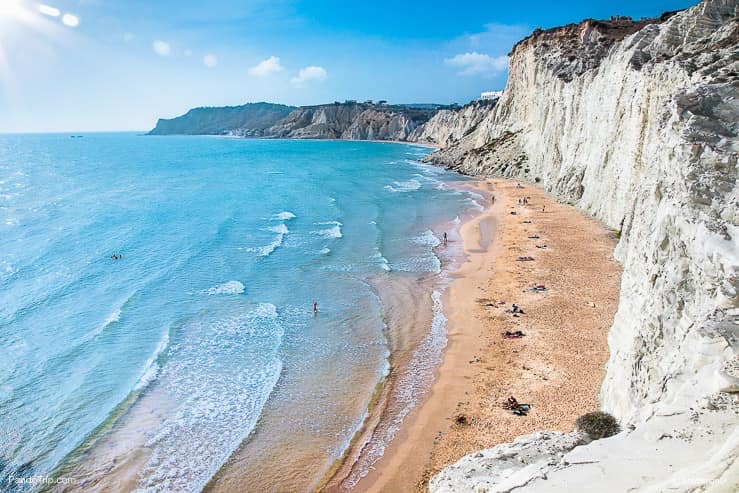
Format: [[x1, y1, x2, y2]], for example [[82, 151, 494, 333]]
[[351, 178, 623, 492]]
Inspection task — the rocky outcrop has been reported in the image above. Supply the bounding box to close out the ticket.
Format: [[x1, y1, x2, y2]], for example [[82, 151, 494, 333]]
[[267, 102, 441, 140], [148, 102, 295, 135], [427, 0, 738, 490], [149, 101, 446, 141], [409, 99, 498, 147]]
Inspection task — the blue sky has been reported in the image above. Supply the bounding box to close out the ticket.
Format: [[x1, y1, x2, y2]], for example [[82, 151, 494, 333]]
[[0, 0, 695, 132]]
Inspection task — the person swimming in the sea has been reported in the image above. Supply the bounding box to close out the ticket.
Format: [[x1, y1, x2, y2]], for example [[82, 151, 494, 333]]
[[313, 300, 318, 315]]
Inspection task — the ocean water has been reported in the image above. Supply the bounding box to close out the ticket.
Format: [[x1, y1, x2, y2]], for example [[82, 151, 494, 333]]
[[0, 134, 480, 492]]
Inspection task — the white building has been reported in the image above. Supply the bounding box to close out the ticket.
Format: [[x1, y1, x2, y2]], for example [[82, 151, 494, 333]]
[[480, 91, 503, 100]]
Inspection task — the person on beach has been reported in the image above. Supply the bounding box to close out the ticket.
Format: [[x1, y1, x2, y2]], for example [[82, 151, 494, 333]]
[[443, 232, 448, 246], [491, 195, 495, 204], [542, 205, 545, 212]]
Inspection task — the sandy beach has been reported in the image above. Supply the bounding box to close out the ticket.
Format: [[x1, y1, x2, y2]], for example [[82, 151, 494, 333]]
[[352, 178, 623, 492]]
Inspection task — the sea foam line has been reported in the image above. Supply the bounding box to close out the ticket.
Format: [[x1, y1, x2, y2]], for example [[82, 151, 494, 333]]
[[384, 179, 421, 193], [206, 280, 245, 295], [247, 223, 290, 257], [313, 220, 343, 239], [133, 329, 171, 392], [135, 303, 285, 492], [272, 211, 296, 221], [342, 290, 448, 489]]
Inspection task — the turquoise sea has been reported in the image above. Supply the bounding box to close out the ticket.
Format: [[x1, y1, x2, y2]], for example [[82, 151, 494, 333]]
[[0, 134, 482, 492]]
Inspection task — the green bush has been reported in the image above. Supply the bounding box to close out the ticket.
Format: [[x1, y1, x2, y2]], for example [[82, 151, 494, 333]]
[[575, 412, 620, 439]]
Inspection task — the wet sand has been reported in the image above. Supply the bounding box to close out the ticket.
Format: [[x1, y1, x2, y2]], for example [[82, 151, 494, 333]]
[[351, 178, 622, 492]]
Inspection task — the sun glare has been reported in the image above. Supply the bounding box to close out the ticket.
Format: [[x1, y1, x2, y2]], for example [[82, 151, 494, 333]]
[[0, 0, 25, 19], [0, 0, 78, 90]]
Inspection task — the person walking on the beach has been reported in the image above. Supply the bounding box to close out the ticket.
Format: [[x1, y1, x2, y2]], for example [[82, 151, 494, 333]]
[[443, 232, 448, 246], [542, 205, 545, 213]]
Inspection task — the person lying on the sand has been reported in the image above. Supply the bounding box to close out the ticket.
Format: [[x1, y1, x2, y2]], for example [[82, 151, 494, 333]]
[[512, 403, 531, 416], [504, 396, 518, 409], [503, 397, 531, 415], [503, 330, 526, 339], [517, 256, 535, 261], [528, 235, 540, 239], [507, 304, 525, 314]]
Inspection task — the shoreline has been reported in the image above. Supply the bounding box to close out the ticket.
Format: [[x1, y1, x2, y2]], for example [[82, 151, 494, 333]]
[[160, 134, 442, 149], [348, 178, 622, 492], [321, 181, 484, 491]]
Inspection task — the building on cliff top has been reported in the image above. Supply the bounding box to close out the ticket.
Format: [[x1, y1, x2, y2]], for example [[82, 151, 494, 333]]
[[480, 91, 503, 100]]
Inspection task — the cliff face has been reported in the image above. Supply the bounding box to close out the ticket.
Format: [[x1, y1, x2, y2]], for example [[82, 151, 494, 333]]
[[267, 103, 440, 140], [427, 0, 738, 490], [150, 102, 443, 140], [409, 100, 498, 146], [148, 102, 295, 135]]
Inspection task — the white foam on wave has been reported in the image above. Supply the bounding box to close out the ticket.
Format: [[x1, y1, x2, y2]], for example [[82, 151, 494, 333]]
[[465, 197, 485, 211], [342, 290, 448, 489], [247, 223, 289, 257], [413, 229, 441, 248], [133, 329, 170, 392], [466, 190, 486, 202], [206, 280, 245, 295], [319, 247, 331, 255], [88, 307, 121, 339], [405, 159, 447, 175], [313, 220, 343, 239], [272, 211, 296, 221], [135, 303, 284, 492], [267, 223, 289, 235], [389, 230, 442, 274], [371, 247, 391, 272], [384, 179, 421, 193], [78, 292, 135, 344], [413, 172, 444, 188]]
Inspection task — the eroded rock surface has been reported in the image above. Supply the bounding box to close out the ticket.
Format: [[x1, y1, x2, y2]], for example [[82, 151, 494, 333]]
[[427, 0, 738, 490]]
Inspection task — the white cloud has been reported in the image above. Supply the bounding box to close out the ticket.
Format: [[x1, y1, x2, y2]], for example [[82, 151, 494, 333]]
[[291, 66, 327, 87], [152, 40, 171, 57], [248, 56, 284, 77], [61, 13, 79, 27], [203, 54, 218, 68], [38, 5, 60, 17], [444, 52, 508, 77]]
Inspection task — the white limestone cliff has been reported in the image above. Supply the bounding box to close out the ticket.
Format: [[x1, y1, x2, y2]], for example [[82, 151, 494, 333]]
[[425, 0, 738, 490]]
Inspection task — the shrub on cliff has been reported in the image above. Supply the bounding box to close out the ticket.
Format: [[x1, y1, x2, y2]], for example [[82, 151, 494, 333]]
[[575, 412, 620, 439]]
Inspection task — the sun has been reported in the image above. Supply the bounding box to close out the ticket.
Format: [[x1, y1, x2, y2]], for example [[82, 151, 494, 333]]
[[0, 0, 63, 89], [0, 0, 26, 20]]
